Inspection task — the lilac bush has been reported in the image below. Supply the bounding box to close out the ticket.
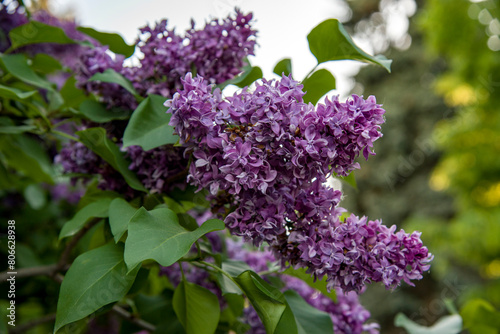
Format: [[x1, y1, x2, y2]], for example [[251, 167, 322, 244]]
[[0, 4, 434, 333]]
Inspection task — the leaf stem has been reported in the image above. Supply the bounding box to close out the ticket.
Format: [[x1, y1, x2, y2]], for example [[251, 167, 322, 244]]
[[196, 260, 240, 287], [112, 305, 156, 332], [303, 64, 319, 82], [52, 129, 80, 142]]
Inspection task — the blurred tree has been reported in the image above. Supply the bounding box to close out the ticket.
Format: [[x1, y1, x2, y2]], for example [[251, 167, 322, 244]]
[[341, 0, 500, 332]]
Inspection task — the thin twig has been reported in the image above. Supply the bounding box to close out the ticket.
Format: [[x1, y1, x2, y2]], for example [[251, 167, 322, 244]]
[[56, 217, 101, 273], [10, 313, 56, 334], [0, 264, 58, 281], [112, 305, 156, 332]]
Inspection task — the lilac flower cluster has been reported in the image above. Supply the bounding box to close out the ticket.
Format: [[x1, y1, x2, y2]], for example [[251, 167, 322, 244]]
[[53, 9, 256, 196], [282, 214, 433, 292], [126, 145, 188, 194], [166, 73, 432, 292], [54, 139, 134, 197], [73, 46, 137, 109], [125, 9, 256, 98]]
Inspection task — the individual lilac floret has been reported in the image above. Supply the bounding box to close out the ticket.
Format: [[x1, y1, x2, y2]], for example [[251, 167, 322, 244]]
[[166, 73, 432, 292]]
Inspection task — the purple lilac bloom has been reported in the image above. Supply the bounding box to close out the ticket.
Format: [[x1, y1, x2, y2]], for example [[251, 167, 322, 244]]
[[125, 9, 256, 97], [126, 145, 188, 194], [56, 10, 256, 194], [54, 137, 134, 197], [73, 46, 137, 109], [49, 183, 84, 204], [166, 73, 432, 292], [185, 10, 256, 84]]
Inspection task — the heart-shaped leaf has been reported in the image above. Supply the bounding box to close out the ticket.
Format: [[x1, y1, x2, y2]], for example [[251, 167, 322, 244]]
[[124, 207, 224, 270]]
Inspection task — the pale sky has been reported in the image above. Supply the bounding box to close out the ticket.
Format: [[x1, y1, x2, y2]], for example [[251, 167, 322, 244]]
[[47, 0, 361, 96]]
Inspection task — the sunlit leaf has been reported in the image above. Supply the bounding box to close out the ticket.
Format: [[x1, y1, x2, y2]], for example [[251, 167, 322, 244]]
[[79, 100, 131, 123], [108, 198, 138, 243], [302, 69, 336, 105], [273, 58, 293, 77], [59, 197, 113, 239], [307, 19, 392, 72], [284, 290, 333, 334]]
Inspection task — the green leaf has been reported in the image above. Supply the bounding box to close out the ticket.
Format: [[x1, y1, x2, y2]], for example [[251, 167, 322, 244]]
[[23, 184, 46, 210], [233, 66, 263, 88], [60, 76, 87, 109], [0, 134, 54, 183], [283, 267, 336, 302], [235, 270, 298, 334], [134, 292, 184, 332], [124, 208, 224, 270], [302, 69, 336, 105], [77, 26, 135, 57], [284, 290, 333, 334], [338, 172, 357, 190], [0, 84, 37, 101], [8, 21, 75, 51], [220, 63, 263, 89], [273, 58, 292, 77], [0, 123, 36, 134], [173, 280, 220, 334], [76, 127, 146, 192], [307, 19, 392, 72], [460, 299, 500, 334], [218, 261, 252, 295], [31, 53, 63, 74], [0, 54, 56, 91], [89, 68, 139, 96], [394, 313, 463, 334], [59, 197, 113, 240], [79, 100, 131, 123], [123, 95, 178, 151], [54, 243, 140, 333], [108, 198, 138, 243]]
